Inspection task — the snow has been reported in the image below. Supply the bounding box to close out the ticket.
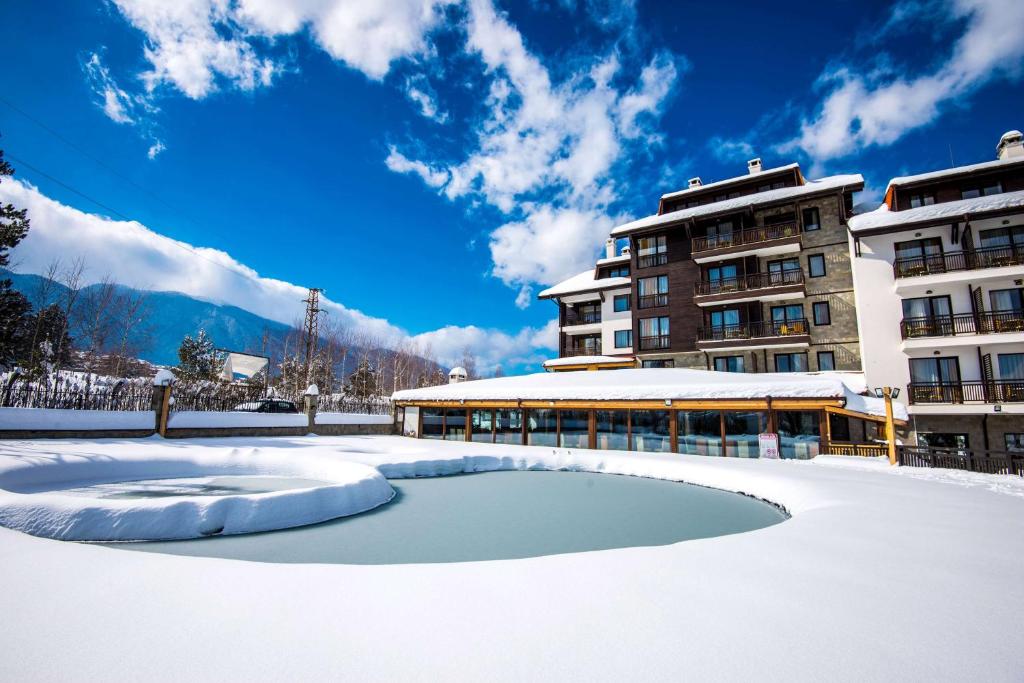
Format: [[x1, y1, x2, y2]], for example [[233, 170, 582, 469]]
[[0, 443, 392, 541], [392, 368, 905, 419], [595, 254, 630, 265], [848, 189, 1024, 232], [167, 411, 308, 429], [315, 413, 393, 425], [152, 369, 176, 386], [0, 407, 154, 431], [304, 384, 319, 396], [660, 162, 800, 200], [544, 358, 630, 368], [884, 154, 1024, 190], [611, 174, 864, 236], [0, 434, 1021, 680], [537, 269, 630, 299]]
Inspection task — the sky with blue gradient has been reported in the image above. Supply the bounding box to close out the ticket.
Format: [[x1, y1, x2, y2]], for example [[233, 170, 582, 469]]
[[0, 0, 1022, 372]]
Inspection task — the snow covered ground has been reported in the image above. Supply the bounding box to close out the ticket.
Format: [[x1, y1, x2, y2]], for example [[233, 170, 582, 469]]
[[0, 435, 1022, 681]]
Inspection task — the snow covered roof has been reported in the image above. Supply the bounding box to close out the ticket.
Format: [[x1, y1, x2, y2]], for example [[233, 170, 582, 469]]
[[537, 269, 630, 299], [611, 174, 864, 237], [542, 355, 634, 368], [660, 163, 800, 201], [449, 367, 467, 376], [392, 368, 904, 420], [595, 254, 630, 265], [884, 154, 1024, 190], [848, 189, 1024, 233]]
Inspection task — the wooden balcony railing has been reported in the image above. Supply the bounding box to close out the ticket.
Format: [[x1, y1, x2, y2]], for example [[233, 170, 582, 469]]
[[638, 335, 671, 350], [893, 244, 1024, 278], [637, 252, 669, 269], [907, 380, 1024, 404], [637, 293, 669, 309], [566, 310, 602, 325], [692, 223, 800, 254], [697, 319, 809, 343], [694, 269, 804, 297], [900, 310, 1024, 338]]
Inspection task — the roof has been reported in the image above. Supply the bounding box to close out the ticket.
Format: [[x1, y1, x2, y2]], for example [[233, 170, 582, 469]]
[[449, 367, 467, 375], [660, 163, 800, 201], [848, 189, 1024, 233], [537, 269, 630, 299], [885, 154, 1024, 191], [542, 355, 633, 368], [392, 368, 905, 420], [595, 254, 630, 265], [611, 174, 864, 237]]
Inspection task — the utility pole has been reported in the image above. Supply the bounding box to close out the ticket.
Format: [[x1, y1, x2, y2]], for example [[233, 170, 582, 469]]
[[301, 288, 324, 388]]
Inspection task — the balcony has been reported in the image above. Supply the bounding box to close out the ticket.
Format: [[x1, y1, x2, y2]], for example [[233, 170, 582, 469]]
[[908, 381, 1024, 405], [565, 310, 602, 325], [695, 319, 810, 351], [894, 245, 1024, 278], [691, 224, 802, 263], [901, 311, 1024, 339], [637, 293, 669, 309], [638, 335, 671, 351], [693, 270, 804, 306], [637, 252, 668, 269], [563, 343, 602, 357]]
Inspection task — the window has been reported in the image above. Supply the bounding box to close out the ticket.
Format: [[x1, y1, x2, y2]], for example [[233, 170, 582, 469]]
[[979, 226, 1024, 249], [817, 351, 835, 371], [613, 294, 631, 312], [910, 357, 961, 384], [639, 316, 670, 349], [828, 413, 850, 442], [908, 193, 935, 208], [614, 329, 632, 348], [776, 411, 821, 459], [724, 411, 767, 458], [801, 207, 820, 231], [705, 264, 738, 282], [812, 301, 831, 326], [601, 265, 630, 278], [961, 182, 1002, 199], [774, 352, 808, 372], [678, 410, 722, 457], [703, 220, 734, 248], [709, 308, 740, 330], [771, 304, 804, 328], [471, 409, 494, 443], [989, 288, 1024, 312], [918, 433, 969, 450], [1006, 434, 1024, 452], [595, 410, 628, 450], [574, 302, 601, 324], [713, 356, 744, 373], [808, 254, 826, 277], [630, 410, 671, 452], [641, 359, 674, 368], [494, 409, 523, 445], [559, 410, 590, 449], [768, 258, 800, 273], [527, 409, 557, 447], [998, 353, 1024, 380], [637, 275, 669, 308], [636, 235, 668, 268]]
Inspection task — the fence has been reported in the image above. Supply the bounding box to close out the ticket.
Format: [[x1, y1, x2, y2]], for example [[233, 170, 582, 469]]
[[0, 382, 153, 411], [896, 446, 1024, 476], [170, 385, 268, 412], [829, 442, 888, 457], [317, 395, 393, 415]]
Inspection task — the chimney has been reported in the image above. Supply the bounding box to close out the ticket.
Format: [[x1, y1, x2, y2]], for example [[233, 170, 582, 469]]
[[448, 367, 467, 384], [688, 177, 702, 189], [605, 238, 616, 259], [747, 158, 763, 174], [996, 130, 1023, 160]]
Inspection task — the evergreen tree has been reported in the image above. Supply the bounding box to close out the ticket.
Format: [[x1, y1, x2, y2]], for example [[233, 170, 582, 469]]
[[0, 150, 34, 368], [343, 358, 378, 402], [0, 151, 30, 270], [176, 329, 218, 381]]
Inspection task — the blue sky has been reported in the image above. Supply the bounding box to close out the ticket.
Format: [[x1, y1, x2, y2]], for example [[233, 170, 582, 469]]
[[0, 0, 1022, 372]]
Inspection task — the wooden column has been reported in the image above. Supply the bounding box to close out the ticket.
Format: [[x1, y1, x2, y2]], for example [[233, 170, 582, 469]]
[[588, 410, 596, 450], [669, 409, 678, 454], [883, 388, 897, 465]]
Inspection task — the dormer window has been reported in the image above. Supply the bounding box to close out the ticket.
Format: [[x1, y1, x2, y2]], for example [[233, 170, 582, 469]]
[[600, 265, 629, 279], [909, 193, 935, 208], [961, 182, 1002, 200]]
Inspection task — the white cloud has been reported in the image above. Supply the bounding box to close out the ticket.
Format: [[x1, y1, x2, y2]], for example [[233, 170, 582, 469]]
[[708, 137, 755, 163], [0, 178, 551, 370], [83, 52, 138, 124], [784, 0, 1024, 161], [405, 76, 448, 122], [146, 139, 167, 159], [385, 147, 449, 188]]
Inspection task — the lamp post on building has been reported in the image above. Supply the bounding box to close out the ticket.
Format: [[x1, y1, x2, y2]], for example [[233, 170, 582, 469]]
[[873, 386, 901, 466]]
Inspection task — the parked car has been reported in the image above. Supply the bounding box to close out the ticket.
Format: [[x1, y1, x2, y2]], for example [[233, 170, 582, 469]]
[[232, 399, 300, 413]]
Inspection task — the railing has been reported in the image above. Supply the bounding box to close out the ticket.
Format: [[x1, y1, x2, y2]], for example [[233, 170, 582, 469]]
[[564, 344, 602, 357], [697, 318, 810, 342], [317, 395, 392, 415], [692, 223, 800, 253], [567, 310, 602, 325], [901, 310, 1024, 338], [907, 380, 1024, 404], [638, 335, 671, 350], [637, 252, 668, 269], [638, 293, 669, 309], [830, 442, 888, 457], [170, 385, 268, 412], [0, 383, 153, 411], [897, 446, 1024, 476], [893, 244, 1024, 278], [694, 270, 804, 297]]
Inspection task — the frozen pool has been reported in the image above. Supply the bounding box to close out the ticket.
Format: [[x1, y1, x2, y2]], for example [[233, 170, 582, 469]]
[[39, 476, 332, 499], [111, 470, 787, 564]]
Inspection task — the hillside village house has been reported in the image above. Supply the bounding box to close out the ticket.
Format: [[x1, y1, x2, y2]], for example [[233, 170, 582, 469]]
[[848, 130, 1024, 453]]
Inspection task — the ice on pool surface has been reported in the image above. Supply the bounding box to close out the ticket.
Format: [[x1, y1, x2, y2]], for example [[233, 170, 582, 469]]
[[53, 476, 331, 499]]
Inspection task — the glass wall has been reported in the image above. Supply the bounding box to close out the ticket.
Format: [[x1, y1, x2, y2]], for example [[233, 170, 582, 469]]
[[559, 410, 590, 448], [630, 410, 671, 452], [595, 410, 628, 450], [494, 409, 523, 445], [422, 408, 444, 439], [775, 411, 820, 459], [443, 409, 467, 441], [724, 411, 766, 457], [471, 409, 494, 443], [527, 409, 557, 447], [678, 410, 721, 457]]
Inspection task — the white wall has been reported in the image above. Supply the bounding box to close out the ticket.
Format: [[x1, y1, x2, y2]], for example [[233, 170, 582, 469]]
[[601, 286, 633, 355]]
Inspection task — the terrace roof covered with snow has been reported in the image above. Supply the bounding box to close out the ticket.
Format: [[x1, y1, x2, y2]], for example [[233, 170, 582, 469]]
[[848, 189, 1024, 233], [660, 163, 800, 201], [537, 269, 630, 300], [392, 368, 905, 420], [610, 174, 864, 237], [542, 355, 635, 370], [884, 154, 1024, 191]]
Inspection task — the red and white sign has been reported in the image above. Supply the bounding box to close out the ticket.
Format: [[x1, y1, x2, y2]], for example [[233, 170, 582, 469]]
[[758, 433, 780, 459]]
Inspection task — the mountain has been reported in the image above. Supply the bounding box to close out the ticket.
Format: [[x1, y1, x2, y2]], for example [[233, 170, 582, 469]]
[[2, 270, 292, 366]]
